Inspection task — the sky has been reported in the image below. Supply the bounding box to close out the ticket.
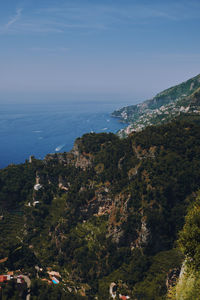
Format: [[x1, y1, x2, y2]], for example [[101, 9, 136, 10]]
[[0, 0, 200, 103]]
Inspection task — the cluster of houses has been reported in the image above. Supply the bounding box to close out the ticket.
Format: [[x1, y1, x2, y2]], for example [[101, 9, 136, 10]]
[[47, 270, 61, 284], [0, 272, 25, 285], [0, 272, 26, 293], [39, 268, 61, 285], [0, 274, 12, 283]]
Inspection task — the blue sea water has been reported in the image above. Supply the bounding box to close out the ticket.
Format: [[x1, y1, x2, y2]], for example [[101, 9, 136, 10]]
[[0, 101, 128, 168]]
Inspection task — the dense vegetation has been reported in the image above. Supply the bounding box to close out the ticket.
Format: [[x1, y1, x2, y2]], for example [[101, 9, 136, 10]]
[[1, 116, 200, 299]]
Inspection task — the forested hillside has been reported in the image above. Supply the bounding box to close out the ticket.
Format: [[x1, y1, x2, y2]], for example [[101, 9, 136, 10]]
[[1, 116, 200, 299]]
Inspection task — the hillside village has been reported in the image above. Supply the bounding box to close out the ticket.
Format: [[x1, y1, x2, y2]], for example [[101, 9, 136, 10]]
[[113, 74, 200, 136], [119, 101, 200, 136]]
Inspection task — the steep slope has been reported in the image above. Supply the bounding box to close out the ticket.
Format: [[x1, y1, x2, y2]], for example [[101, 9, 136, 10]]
[[166, 191, 200, 299], [1, 117, 200, 298], [112, 74, 200, 135]]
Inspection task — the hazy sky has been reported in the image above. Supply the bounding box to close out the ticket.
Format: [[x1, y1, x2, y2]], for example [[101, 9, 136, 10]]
[[1, 0, 200, 102]]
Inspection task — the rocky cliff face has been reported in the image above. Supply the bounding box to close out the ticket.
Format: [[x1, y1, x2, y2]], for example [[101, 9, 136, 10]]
[[133, 216, 150, 248], [72, 146, 93, 171], [45, 140, 93, 171]]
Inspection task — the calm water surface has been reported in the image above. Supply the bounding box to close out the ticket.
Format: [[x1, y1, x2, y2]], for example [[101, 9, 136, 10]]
[[0, 101, 128, 168]]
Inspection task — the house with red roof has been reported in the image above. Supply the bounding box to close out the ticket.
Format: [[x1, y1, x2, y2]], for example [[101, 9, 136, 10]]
[[0, 275, 8, 283], [119, 294, 130, 300]]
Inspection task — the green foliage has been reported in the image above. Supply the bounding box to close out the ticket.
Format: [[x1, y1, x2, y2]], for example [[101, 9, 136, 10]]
[[1, 118, 200, 298], [98, 249, 150, 298], [0, 163, 36, 210], [133, 249, 183, 300], [31, 279, 87, 299], [169, 267, 200, 300], [178, 191, 200, 271], [1, 279, 27, 299], [76, 132, 119, 154], [6, 245, 38, 270]]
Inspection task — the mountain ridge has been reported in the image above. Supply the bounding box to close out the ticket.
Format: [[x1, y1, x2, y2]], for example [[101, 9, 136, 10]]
[[112, 73, 200, 135]]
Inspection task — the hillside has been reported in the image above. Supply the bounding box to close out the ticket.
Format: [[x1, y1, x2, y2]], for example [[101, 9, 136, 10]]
[[112, 74, 200, 136], [1, 116, 200, 299]]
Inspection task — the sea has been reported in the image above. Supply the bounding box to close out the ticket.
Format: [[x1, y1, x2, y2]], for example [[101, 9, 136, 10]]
[[0, 100, 130, 169]]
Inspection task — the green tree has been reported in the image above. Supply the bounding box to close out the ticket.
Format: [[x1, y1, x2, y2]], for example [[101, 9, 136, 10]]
[[179, 192, 200, 270]]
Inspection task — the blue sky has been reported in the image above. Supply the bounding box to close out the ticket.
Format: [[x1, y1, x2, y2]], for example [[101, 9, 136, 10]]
[[1, 0, 200, 103]]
